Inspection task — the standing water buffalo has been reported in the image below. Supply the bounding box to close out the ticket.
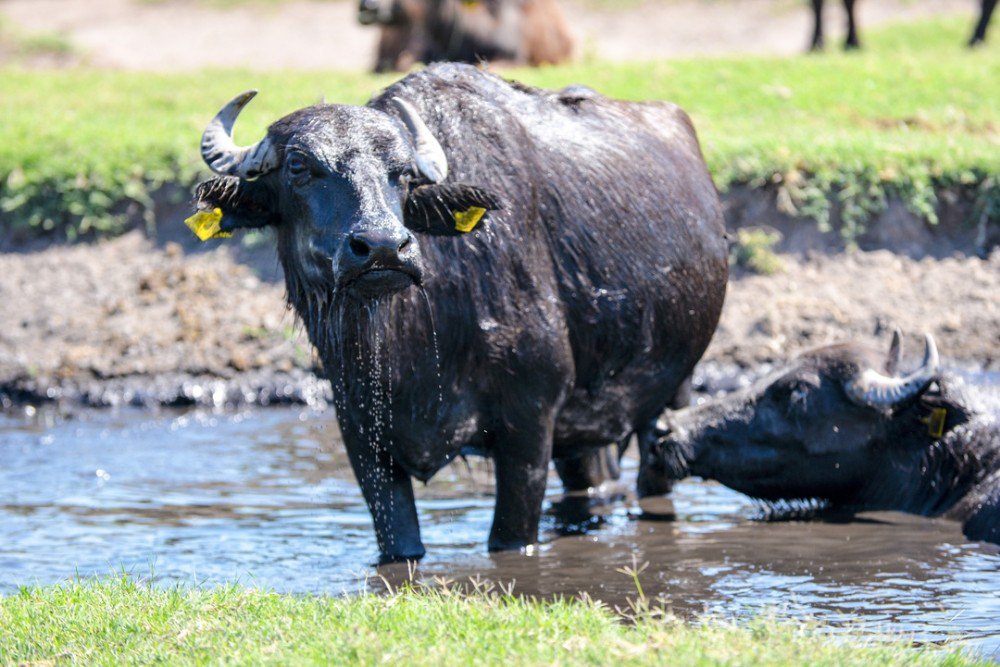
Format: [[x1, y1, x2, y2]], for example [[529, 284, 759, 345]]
[[190, 64, 729, 561], [809, 0, 997, 50], [357, 0, 574, 72], [645, 332, 1000, 544]]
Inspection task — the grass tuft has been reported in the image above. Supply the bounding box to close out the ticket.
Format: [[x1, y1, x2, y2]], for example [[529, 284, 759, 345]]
[[731, 227, 785, 274]]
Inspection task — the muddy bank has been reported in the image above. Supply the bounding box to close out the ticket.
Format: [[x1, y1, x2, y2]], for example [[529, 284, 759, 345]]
[[0, 233, 324, 409], [2, 186, 998, 409]]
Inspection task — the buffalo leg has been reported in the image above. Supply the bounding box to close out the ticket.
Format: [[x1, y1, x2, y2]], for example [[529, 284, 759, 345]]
[[635, 375, 693, 496], [489, 419, 555, 552], [970, 0, 997, 46], [342, 426, 425, 563], [670, 376, 693, 410], [809, 0, 825, 51], [635, 419, 675, 498], [554, 444, 622, 492], [843, 0, 860, 49]]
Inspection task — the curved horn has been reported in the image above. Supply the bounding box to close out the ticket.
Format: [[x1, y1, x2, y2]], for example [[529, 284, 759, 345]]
[[201, 90, 279, 180], [391, 97, 449, 184], [885, 327, 903, 375], [846, 333, 940, 409]]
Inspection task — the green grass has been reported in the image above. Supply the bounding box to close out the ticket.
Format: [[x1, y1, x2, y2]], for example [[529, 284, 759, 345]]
[[0, 16, 997, 241], [0, 575, 987, 665]]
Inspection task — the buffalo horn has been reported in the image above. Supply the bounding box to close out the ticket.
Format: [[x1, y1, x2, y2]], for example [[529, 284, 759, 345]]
[[845, 333, 940, 409], [391, 97, 449, 184], [200, 90, 278, 180]]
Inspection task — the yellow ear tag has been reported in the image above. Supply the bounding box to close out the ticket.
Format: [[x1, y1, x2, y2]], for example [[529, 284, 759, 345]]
[[921, 407, 947, 438], [453, 206, 486, 233], [184, 208, 232, 241]]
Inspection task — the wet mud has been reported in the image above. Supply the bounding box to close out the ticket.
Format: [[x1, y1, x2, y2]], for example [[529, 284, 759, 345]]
[[2, 219, 998, 409]]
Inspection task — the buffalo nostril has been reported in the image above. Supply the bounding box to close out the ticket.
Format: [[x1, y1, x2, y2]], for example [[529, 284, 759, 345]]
[[349, 235, 370, 258], [398, 235, 412, 253]]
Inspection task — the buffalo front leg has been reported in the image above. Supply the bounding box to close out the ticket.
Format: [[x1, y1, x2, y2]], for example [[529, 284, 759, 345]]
[[342, 426, 425, 563], [488, 419, 556, 552]]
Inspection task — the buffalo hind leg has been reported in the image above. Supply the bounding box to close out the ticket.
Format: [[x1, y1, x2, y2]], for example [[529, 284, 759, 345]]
[[554, 444, 622, 492], [342, 423, 425, 563], [970, 0, 997, 46], [555, 374, 690, 493], [843, 0, 860, 49], [635, 419, 675, 498], [635, 375, 693, 497]]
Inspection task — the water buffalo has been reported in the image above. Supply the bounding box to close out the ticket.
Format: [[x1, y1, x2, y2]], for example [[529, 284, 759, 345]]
[[809, 0, 997, 50], [357, 0, 574, 72], [190, 63, 729, 561], [646, 332, 1000, 544]]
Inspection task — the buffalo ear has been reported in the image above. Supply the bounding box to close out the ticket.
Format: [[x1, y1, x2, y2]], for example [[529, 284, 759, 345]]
[[404, 183, 502, 236], [187, 177, 279, 240]]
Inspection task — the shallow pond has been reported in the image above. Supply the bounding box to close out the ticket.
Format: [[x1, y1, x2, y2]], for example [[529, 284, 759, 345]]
[[1, 403, 998, 657]]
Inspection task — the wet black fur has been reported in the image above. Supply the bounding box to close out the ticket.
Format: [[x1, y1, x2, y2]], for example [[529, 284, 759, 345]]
[[658, 340, 1000, 544], [193, 64, 729, 560]]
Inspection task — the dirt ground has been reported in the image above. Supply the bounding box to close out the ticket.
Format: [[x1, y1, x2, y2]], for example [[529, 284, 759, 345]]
[[0, 0, 980, 70]]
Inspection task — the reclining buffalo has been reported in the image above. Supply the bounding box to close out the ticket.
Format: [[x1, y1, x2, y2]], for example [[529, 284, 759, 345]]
[[809, 0, 996, 50], [189, 63, 728, 561], [357, 0, 574, 72], [644, 332, 1000, 544]]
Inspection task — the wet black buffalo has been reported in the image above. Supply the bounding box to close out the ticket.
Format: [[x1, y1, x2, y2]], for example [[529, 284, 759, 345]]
[[809, 0, 997, 50], [191, 64, 729, 561], [647, 332, 1000, 544]]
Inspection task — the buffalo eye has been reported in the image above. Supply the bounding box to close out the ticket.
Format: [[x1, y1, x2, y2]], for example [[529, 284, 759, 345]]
[[286, 151, 319, 185]]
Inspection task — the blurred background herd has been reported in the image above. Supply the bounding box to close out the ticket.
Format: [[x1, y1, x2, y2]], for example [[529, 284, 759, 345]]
[[0, 0, 993, 72]]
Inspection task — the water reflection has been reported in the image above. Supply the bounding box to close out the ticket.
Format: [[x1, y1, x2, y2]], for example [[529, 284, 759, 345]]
[[0, 407, 997, 657]]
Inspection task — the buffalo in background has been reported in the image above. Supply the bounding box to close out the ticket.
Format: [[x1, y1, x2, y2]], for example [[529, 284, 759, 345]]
[[647, 331, 1000, 545], [191, 64, 728, 561], [810, 0, 997, 50], [357, 0, 574, 72]]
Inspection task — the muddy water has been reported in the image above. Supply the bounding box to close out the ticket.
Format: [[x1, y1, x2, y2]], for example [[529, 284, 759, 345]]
[[1, 406, 998, 657]]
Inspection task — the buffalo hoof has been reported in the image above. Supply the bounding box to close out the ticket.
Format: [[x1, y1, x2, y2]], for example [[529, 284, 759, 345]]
[[487, 538, 537, 554], [377, 547, 426, 566]]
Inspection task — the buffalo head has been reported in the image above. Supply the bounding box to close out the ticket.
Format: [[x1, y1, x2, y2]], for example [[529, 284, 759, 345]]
[[644, 331, 941, 501], [192, 91, 498, 300]]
